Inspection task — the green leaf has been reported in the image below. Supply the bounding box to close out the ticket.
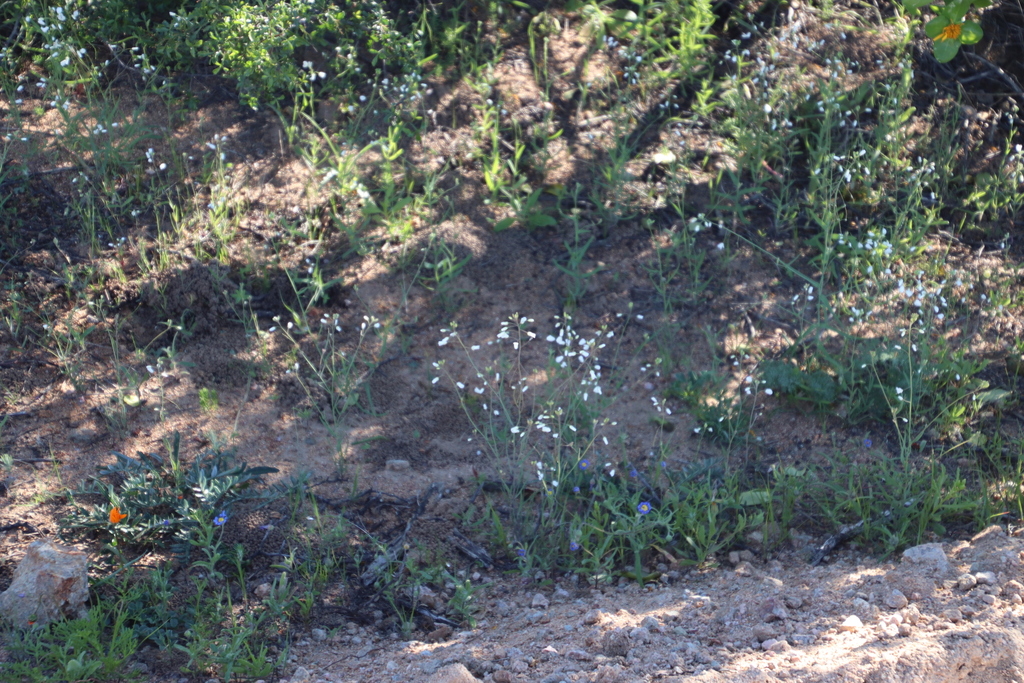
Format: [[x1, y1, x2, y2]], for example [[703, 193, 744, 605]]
[[526, 213, 558, 228], [932, 38, 961, 62], [738, 489, 772, 506], [976, 388, 1011, 406], [902, 0, 931, 9], [925, 16, 950, 39], [494, 216, 516, 232], [960, 20, 983, 44]]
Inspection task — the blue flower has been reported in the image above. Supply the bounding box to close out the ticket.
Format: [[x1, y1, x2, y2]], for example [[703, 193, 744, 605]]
[[516, 547, 527, 558], [637, 501, 652, 515], [570, 542, 580, 551], [579, 459, 591, 471], [161, 519, 171, 526], [213, 511, 228, 526], [629, 468, 638, 478], [572, 486, 580, 494], [660, 461, 668, 469], [863, 438, 873, 448]]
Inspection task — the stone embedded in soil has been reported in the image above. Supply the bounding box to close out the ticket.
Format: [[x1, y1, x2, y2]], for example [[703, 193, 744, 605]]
[[901, 543, 953, 577], [943, 607, 964, 623], [957, 573, 978, 591], [975, 571, 997, 585], [839, 615, 863, 632], [385, 458, 411, 471], [583, 608, 603, 625], [287, 666, 311, 683], [0, 538, 89, 628], [311, 628, 327, 641], [424, 663, 477, 683], [1003, 579, 1024, 597], [753, 624, 776, 642], [531, 592, 550, 609], [885, 589, 909, 610], [602, 628, 631, 657]]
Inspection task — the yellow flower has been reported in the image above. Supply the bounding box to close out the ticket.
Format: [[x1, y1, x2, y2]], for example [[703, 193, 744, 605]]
[[937, 22, 963, 41]]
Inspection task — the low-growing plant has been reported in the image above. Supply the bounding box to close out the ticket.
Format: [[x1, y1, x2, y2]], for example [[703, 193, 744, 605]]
[[63, 432, 279, 551]]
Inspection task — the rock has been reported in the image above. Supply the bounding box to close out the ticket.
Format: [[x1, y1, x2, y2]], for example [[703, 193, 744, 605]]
[[424, 663, 477, 683], [420, 659, 441, 675], [901, 543, 953, 577], [981, 593, 997, 605], [583, 608, 603, 625], [792, 634, 815, 646], [254, 583, 273, 599], [942, 607, 964, 623], [567, 649, 593, 661], [783, 595, 804, 610], [311, 628, 327, 642], [729, 551, 742, 565], [495, 600, 511, 616], [288, 666, 311, 683], [602, 628, 631, 657], [531, 593, 550, 609], [764, 638, 790, 652], [957, 573, 978, 591], [904, 604, 921, 625], [771, 604, 789, 621], [640, 615, 660, 632], [492, 671, 514, 683], [128, 662, 149, 675], [975, 571, 997, 586], [898, 622, 913, 637], [839, 615, 863, 632], [385, 459, 411, 471], [509, 659, 529, 673], [1003, 580, 1024, 597], [0, 539, 89, 628], [753, 624, 776, 642], [425, 625, 453, 642], [628, 626, 651, 643], [885, 589, 909, 610], [552, 587, 571, 602]]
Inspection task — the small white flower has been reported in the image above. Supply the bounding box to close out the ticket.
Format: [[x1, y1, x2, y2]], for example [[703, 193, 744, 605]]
[[764, 388, 774, 395]]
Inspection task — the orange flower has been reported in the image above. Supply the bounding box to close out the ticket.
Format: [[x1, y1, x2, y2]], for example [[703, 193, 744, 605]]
[[109, 507, 128, 524], [937, 22, 963, 41]]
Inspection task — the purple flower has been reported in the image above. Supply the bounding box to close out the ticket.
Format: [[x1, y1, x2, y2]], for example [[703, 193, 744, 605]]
[[516, 547, 527, 558], [570, 542, 580, 551], [579, 459, 591, 471], [213, 511, 228, 526], [629, 468, 638, 478], [863, 438, 873, 448], [637, 501, 652, 515], [660, 461, 667, 469], [572, 486, 580, 494]]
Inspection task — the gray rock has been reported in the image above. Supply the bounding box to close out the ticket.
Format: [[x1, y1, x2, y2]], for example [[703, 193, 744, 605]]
[[640, 615, 660, 632], [420, 659, 440, 675], [288, 666, 311, 683], [583, 608, 603, 625], [385, 459, 411, 471], [885, 589, 909, 610], [792, 634, 815, 646], [975, 571, 997, 585], [0, 539, 89, 628], [901, 543, 953, 577], [957, 573, 978, 591], [752, 624, 776, 642], [602, 628, 631, 657], [424, 663, 478, 683], [628, 626, 651, 643], [495, 599, 511, 616], [311, 628, 327, 641], [531, 592, 550, 609]]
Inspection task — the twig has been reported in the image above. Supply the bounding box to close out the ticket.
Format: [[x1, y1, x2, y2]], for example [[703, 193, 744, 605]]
[[810, 497, 918, 565], [964, 53, 1024, 99]]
